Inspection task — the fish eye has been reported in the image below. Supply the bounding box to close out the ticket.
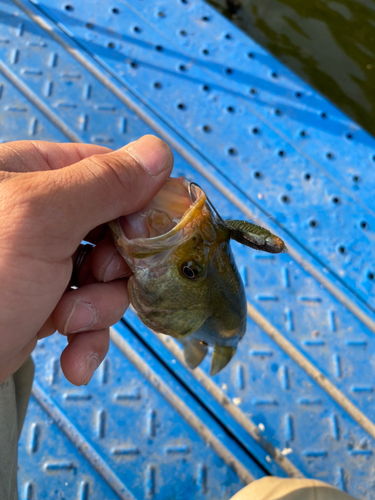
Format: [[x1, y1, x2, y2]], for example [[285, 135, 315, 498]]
[[182, 265, 196, 279], [180, 261, 199, 280]]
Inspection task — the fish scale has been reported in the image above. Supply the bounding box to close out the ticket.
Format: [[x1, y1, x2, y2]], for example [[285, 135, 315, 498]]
[[0, 0, 372, 497]]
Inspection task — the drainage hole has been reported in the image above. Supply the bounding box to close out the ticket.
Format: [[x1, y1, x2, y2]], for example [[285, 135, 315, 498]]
[[304, 173, 311, 180], [353, 175, 360, 182], [360, 221, 368, 229], [368, 272, 375, 281], [281, 195, 289, 203], [332, 196, 340, 204], [338, 246, 346, 254], [177, 102, 186, 110], [64, 4, 74, 11], [202, 125, 211, 132], [112, 7, 119, 14], [153, 82, 162, 89], [254, 171, 262, 179], [309, 220, 317, 227], [227, 147, 237, 156]]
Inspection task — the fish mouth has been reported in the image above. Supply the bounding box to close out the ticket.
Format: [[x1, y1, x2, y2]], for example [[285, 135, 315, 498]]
[[109, 177, 208, 259]]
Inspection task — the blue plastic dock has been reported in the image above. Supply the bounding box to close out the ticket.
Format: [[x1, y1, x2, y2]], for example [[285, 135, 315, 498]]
[[0, 0, 374, 498]]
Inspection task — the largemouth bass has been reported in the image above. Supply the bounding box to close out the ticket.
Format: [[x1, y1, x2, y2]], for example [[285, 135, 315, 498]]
[[109, 177, 285, 375]]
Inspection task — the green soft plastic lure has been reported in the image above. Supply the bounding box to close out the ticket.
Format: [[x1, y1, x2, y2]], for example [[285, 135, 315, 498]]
[[225, 219, 286, 254]]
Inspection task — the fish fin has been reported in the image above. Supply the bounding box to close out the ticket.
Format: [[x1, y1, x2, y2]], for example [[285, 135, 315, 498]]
[[182, 338, 208, 369], [210, 345, 236, 376]]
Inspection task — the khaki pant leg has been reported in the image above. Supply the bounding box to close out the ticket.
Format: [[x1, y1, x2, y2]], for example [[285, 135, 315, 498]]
[[230, 477, 358, 500], [0, 357, 34, 500]]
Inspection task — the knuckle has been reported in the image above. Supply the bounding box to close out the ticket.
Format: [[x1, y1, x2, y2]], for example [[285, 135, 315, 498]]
[[87, 152, 140, 197]]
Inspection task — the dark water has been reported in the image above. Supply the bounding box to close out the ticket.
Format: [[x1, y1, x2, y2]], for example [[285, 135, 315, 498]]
[[208, 0, 375, 137]]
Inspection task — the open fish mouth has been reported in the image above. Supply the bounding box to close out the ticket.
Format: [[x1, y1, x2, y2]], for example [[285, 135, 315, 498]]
[[109, 176, 286, 376], [109, 177, 208, 260]]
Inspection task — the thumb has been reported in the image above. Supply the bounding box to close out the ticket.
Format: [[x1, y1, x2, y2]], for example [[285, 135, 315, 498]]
[[30, 135, 173, 250]]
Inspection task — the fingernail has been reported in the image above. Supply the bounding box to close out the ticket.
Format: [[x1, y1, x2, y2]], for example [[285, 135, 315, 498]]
[[124, 135, 173, 176], [63, 300, 97, 334], [83, 353, 99, 385]]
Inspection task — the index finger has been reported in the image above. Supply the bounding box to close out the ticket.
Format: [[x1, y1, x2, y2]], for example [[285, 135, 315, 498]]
[[0, 140, 112, 172]]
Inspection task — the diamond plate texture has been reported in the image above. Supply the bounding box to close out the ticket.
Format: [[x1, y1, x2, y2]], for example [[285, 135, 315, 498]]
[[0, 2, 157, 145], [0, 76, 67, 144], [0, 0, 372, 498], [19, 396, 124, 500]]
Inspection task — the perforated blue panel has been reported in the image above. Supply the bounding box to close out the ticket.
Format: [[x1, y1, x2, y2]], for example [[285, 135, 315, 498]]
[[0, 0, 372, 498]]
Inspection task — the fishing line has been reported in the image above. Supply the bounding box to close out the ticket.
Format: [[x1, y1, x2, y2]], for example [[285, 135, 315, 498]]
[[188, 181, 226, 225]]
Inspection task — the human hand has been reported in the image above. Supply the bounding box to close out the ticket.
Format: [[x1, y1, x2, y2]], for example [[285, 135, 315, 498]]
[[0, 135, 173, 385]]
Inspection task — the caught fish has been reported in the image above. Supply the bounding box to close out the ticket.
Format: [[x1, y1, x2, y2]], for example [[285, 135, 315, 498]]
[[109, 177, 285, 375]]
